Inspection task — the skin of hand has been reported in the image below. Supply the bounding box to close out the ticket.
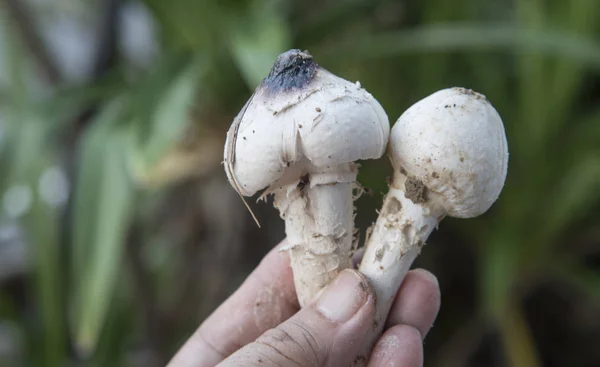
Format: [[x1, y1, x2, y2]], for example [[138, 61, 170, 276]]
[[168, 241, 441, 367]]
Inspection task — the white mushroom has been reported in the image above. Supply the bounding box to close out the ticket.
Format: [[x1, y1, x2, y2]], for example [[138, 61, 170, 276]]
[[224, 50, 389, 306], [357, 87, 508, 356]]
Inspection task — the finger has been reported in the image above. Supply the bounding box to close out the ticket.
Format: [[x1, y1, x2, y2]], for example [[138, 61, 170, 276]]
[[386, 268, 441, 339], [352, 247, 365, 268], [168, 241, 299, 367], [219, 269, 377, 367], [367, 325, 423, 367]]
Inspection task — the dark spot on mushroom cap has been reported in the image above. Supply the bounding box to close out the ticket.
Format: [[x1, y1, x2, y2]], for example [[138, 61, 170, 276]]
[[405, 177, 427, 204], [432, 172, 439, 178], [316, 107, 321, 112], [261, 49, 319, 95]]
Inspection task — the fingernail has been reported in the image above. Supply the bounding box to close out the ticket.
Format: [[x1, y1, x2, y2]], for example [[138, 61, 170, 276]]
[[317, 270, 368, 323]]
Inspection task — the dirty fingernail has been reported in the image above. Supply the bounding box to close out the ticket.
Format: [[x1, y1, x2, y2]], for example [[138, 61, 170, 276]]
[[317, 270, 368, 323]]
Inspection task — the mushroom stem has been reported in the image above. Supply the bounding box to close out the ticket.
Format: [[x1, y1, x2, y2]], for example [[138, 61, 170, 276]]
[[354, 87, 507, 363], [357, 172, 443, 360], [274, 179, 354, 306]]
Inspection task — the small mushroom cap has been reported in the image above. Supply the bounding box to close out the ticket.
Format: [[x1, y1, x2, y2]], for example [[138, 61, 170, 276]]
[[224, 50, 389, 196], [390, 87, 508, 218]]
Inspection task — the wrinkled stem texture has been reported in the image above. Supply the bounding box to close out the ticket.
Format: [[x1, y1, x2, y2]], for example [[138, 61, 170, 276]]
[[274, 182, 354, 306], [357, 174, 441, 362]]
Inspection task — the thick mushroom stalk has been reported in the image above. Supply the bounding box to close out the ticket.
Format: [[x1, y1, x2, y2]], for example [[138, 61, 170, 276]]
[[357, 87, 508, 359], [224, 50, 389, 306]]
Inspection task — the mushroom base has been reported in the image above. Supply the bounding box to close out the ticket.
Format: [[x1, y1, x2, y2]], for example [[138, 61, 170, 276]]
[[274, 180, 354, 307]]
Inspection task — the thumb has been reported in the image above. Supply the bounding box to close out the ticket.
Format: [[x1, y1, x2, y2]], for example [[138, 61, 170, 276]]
[[218, 269, 376, 366]]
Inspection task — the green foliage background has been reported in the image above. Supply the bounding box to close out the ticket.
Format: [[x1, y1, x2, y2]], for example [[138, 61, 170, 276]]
[[0, 0, 599, 366]]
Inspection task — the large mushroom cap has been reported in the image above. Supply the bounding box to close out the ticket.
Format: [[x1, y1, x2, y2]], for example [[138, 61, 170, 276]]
[[390, 87, 508, 218], [224, 49, 390, 196]]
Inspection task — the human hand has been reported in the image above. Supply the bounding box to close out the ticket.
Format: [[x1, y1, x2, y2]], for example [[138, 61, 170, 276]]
[[168, 241, 440, 367]]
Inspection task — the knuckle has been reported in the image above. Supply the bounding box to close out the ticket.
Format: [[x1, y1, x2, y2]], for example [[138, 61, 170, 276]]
[[287, 320, 322, 362], [254, 321, 322, 366], [196, 328, 229, 360]]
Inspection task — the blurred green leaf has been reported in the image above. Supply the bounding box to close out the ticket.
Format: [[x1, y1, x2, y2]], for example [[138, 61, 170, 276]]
[[515, 0, 548, 157], [324, 23, 600, 68], [1, 120, 47, 186], [0, 120, 66, 367], [131, 52, 189, 137], [557, 262, 600, 305], [294, 0, 373, 45], [228, 0, 292, 88], [536, 155, 600, 247], [27, 170, 66, 367], [0, 292, 12, 316], [71, 100, 127, 285], [141, 0, 223, 50], [132, 60, 204, 178], [548, 0, 600, 132], [71, 108, 135, 356], [480, 230, 520, 320], [0, 87, 8, 104], [3, 20, 27, 117], [35, 70, 127, 130], [499, 302, 541, 367], [571, 109, 600, 155], [1, 17, 67, 366], [415, 0, 469, 104], [89, 280, 135, 367]]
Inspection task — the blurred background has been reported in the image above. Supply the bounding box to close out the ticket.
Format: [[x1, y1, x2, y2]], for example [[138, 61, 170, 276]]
[[0, 0, 599, 366]]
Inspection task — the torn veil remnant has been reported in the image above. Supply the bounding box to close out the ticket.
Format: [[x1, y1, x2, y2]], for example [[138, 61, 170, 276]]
[[356, 87, 509, 363], [224, 49, 390, 306]]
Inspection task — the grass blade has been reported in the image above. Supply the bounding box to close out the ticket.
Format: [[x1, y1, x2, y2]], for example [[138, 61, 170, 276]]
[[498, 302, 541, 367], [136, 62, 202, 176], [28, 173, 65, 367], [228, 0, 291, 88], [322, 23, 600, 69], [547, 0, 600, 134], [71, 117, 135, 356], [71, 100, 126, 291], [556, 262, 600, 305], [539, 155, 600, 246]]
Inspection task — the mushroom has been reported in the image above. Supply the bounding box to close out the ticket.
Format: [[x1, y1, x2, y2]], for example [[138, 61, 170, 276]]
[[224, 49, 389, 306], [357, 87, 508, 356]]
